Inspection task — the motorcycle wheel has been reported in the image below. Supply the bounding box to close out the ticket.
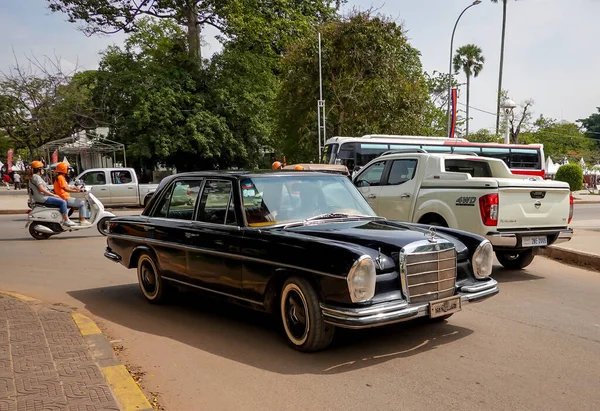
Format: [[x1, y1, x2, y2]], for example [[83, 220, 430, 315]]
[[97, 216, 112, 236], [28, 224, 52, 240]]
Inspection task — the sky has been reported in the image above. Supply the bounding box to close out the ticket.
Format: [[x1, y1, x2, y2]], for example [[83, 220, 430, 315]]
[[1, 0, 599, 133]]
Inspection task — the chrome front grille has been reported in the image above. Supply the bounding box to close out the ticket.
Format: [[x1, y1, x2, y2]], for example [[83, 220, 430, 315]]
[[400, 242, 457, 304]]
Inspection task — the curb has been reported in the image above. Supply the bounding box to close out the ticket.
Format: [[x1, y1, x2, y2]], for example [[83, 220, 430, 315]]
[[542, 246, 600, 271], [0, 291, 153, 411], [573, 200, 600, 204]]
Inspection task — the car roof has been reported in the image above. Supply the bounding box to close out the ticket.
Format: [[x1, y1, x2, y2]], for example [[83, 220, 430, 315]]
[[173, 170, 346, 179]]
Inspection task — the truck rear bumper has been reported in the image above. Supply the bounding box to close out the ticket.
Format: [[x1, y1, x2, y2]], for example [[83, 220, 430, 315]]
[[486, 228, 573, 248]]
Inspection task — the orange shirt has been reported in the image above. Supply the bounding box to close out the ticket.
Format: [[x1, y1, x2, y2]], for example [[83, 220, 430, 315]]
[[54, 175, 70, 200]]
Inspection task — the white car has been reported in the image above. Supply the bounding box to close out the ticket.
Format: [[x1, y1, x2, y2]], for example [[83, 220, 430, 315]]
[[353, 151, 573, 269], [76, 168, 159, 207]]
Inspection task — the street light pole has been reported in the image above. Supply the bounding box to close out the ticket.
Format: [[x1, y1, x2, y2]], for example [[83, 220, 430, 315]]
[[447, 1, 482, 138]]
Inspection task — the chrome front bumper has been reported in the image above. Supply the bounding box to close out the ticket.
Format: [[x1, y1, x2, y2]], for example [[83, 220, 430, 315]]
[[486, 228, 573, 248], [319, 278, 499, 329]]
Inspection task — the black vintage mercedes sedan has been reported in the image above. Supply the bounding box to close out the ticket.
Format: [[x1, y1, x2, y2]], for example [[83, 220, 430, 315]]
[[104, 171, 499, 352]]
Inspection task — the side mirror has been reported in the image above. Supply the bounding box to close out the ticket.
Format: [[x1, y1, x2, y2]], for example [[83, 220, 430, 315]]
[[356, 180, 370, 188]]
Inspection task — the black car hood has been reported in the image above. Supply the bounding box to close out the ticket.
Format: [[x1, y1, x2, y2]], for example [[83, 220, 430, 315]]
[[279, 219, 468, 257]]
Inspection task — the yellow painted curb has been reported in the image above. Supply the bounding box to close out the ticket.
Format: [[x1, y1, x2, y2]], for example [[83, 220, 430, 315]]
[[71, 312, 103, 336], [102, 364, 153, 411], [0, 291, 39, 302]]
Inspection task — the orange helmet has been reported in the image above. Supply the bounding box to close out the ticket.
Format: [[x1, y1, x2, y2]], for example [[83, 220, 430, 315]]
[[272, 161, 283, 170], [55, 162, 69, 174], [294, 165, 304, 171], [31, 161, 44, 169]]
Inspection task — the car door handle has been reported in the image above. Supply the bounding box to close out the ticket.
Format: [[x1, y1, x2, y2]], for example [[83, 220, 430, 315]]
[[143, 226, 155, 231], [127, 187, 134, 189], [99, 188, 107, 191], [400, 193, 411, 199], [185, 232, 200, 238], [367, 194, 377, 199]]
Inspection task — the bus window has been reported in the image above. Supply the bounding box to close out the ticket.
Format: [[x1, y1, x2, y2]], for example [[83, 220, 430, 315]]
[[452, 146, 482, 154], [322, 144, 339, 164], [422, 145, 452, 153], [481, 147, 510, 165], [510, 149, 540, 169], [389, 144, 420, 150], [337, 143, 356, 169], [356, 143, 390, 165]]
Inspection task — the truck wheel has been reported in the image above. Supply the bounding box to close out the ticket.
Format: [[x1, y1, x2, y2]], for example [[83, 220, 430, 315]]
[[419, 214, 448, 227], [280, 277, 335, 352], [496, 249, 535, 270]]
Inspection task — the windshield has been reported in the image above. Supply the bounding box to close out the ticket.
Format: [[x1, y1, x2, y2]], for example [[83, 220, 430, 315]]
[[321, 144, 339, 164], [240, 175, 376, 227]]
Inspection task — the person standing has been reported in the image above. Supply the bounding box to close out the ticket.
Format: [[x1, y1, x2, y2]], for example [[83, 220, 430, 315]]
[[3, 173, 10, 190], [13, 172, 21, 190]]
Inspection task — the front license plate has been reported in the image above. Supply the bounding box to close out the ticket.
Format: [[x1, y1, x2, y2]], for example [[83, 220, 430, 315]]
[[522, 236, 547, 247], [429, 296, 462, 319]]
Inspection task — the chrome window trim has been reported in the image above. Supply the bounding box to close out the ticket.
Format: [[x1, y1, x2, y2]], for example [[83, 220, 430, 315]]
[[108, 233, 344, 279]]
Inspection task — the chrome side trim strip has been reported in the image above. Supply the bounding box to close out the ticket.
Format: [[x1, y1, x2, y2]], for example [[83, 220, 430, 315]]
[[162, 276, 265, 306], [108, 233, 344, 279]]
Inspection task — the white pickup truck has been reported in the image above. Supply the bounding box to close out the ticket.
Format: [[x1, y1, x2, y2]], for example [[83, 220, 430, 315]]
[[352, 151, 573, 269], [76, 168, 159, 207]]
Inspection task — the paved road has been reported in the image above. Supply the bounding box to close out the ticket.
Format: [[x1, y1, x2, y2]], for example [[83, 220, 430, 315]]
[[1, 214, 599, 411]]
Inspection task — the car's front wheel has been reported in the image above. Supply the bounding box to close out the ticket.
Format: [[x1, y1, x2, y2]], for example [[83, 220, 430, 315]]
[[137, 253, 169, 304], [280, 277, 334, 352], [496, 249, 535, 270]]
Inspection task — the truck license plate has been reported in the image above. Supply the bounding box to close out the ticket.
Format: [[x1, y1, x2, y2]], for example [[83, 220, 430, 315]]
[[429, 296, 462, 318], [522, 236, 547, 247]]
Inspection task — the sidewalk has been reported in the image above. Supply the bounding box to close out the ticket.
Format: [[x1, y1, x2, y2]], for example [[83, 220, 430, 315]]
[[0, 292, 152, 411], [0, 195, 28, 215], [544, 228, 600, 270], [573, 190, 600, 204]]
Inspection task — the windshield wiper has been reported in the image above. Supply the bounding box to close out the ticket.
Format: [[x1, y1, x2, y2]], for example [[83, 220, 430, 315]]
[[282, 213, 384, 230]]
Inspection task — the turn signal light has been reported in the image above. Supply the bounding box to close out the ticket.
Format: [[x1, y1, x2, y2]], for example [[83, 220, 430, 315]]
[[568, 194, 574, 224], [479, 194, 499, 226]]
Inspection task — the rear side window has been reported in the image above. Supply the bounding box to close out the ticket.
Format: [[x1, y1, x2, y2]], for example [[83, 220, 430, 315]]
[[111, 170, 133, 184], [152, 180, 203, 220], [445, 159, 492, 178]]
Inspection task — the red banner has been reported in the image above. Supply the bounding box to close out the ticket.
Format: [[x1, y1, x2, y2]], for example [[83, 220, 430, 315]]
[[6, 149, 13, 170], [51, 150, 59, 164], [450, 88, 458, 138]]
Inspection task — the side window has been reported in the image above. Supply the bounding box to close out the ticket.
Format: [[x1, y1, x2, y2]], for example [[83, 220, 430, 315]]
[[196, 180, 237, 226], [386, 160, 417, 185], [355, 161, 386, 187], [111, 170, 133, 184], [81, 172, 105, 186], [152, 180, 202, 220]]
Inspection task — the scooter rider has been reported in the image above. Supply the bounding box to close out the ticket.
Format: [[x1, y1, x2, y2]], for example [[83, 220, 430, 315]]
[[53, 162, 91, 226], [28, 161, 76, 227]]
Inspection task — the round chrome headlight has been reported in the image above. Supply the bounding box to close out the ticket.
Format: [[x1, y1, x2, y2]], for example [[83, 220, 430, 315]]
[[472, 240, 493, 279], [347, 255, 376, 303]]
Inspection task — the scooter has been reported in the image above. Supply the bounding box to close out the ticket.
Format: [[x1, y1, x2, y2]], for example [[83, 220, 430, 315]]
[[25, 182, 115, 240]]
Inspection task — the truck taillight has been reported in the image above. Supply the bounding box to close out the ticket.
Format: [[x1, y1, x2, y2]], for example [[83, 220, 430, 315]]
[[568, 194, 574, 224], [479, 194, 499, 226]]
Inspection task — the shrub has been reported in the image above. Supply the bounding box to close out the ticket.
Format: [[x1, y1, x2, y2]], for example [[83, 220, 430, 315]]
[[555, 163, 584, 191]]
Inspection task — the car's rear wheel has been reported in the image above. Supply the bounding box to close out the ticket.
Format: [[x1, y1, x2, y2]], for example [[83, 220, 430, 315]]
[[496, 249, 535, 270], [137, 253, 168, 304], [280, 277, 334, 352]]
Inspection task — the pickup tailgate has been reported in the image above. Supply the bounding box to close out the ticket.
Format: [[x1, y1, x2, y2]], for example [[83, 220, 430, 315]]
[[496, 179, 570, 229]]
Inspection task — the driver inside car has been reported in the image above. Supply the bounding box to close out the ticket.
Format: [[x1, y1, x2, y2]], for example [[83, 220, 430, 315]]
[[53, 162, 91, 226]]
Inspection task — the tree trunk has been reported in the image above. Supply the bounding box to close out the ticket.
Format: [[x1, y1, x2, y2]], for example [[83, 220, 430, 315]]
[[466, 74, 471, 136], [495, 0, 508, 134], [186, 2, 201, 62]]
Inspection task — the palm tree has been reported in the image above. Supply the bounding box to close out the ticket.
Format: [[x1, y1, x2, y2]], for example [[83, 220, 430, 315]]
[[492, 0, 516, 134], [453, 44, 485, 136]]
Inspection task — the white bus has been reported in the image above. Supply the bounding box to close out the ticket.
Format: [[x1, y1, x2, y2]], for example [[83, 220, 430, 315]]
[[322, 135, 546, 178]]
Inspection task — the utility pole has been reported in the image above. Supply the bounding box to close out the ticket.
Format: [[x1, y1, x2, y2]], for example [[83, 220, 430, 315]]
[[495, 0, 508, 135], [317, 32, 326, 162]]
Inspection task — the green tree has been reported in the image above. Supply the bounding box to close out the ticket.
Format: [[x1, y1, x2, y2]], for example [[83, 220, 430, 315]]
[[276, 11, 431, 161], [578, 108, 600, 140], [0, 56, 99, 158], [453, 44, 484, 137], [555, 163, 583, 192], [47, 0, 344, 61], [466, 128, 502, 143]]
